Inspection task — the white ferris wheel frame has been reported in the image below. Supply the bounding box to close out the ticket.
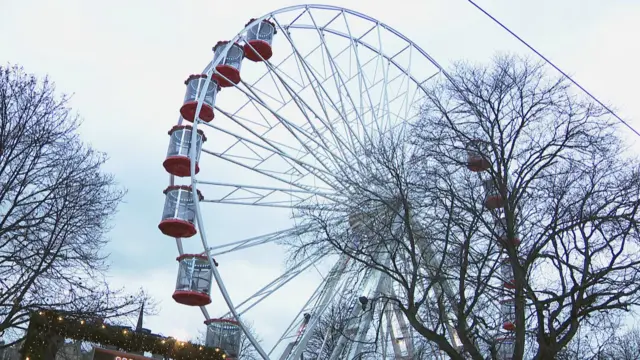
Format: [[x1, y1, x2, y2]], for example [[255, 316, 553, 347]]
[[156, 1, 629, 359], [168, 4, 463, 360]]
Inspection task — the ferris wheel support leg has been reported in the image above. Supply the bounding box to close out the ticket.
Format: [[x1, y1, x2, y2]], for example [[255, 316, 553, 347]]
[[413, 223, 463, 350], [187, 75, 271, 360], [285, 256, 351, 360], [327, 251, 391, 360], [382, 313, 391, 358], [268, 255, 348, 356], [270, 278, 327, 356], [385, 306, 403, 358], [326, 295, 366, 360], [344, 275, 393, 360], [385, 286, 415, 359], [314, 328, 332, 360], [435, 284, 462, 349]]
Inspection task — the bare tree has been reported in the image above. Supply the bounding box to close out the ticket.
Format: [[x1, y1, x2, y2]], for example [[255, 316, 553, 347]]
[[0, 65, 148, 346], [289, 54, 640, 360], [302, 297, 353, 359], [237, 325, 262, 360], [301, 292, 387, 359], [600, 326, 640, 359], [554, 318, 619, 360]]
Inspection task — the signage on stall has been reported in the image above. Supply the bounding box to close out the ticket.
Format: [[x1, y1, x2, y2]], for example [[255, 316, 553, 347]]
[[93, 347, 156, 360]]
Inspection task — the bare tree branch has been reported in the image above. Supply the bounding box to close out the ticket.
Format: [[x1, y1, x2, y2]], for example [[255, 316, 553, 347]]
[[0, 65, 152, 347], [286, 54, 640, 360]]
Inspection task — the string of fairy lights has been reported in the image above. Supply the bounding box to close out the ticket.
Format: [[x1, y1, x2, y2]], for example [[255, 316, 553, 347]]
[[21, 311, 227, 360]]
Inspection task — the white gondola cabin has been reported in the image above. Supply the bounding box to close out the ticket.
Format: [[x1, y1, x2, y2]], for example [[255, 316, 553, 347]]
[[158, 185, 203, 238], [496, 337, 515, 360], [205, 318, 242, 358], [173, 254, 213, 306], [500, 258, 515, 289], [465, 139, 491, 172], [500, 298, 516, 331], [162, 125, 207, 177], [213, 41, 244, 87], [495, 217, 521, 247], [180, 74, 219, 122], [483, 179, 505, 210], [243, 18, 277, 62]]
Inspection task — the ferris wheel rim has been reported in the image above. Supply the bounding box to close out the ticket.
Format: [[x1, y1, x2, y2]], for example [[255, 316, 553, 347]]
[[202, 4, 448, 93], [196, 4, 447, 210], [170, 4, 445, 359]]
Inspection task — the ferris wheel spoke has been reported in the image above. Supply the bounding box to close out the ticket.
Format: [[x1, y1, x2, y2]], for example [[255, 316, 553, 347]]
[[324, 18, 387, 146], [263, 41, 385, 149], [290, 23, 387, 140], [223, 248, 328, 317], [284, 44, 358, 166], [340, 14, 382, 157], [381, 47, 418, 136], [286, 21, 440, 127], [227, 59, 354, 178], [306, 12, 377, 178], [283, 57, 389, 168], [244, 67, 351, 179], [247, 82, 288, 108], [272, 18, 369, 180], [198, 181, 340, 209], [228, 88, 349, 192], [396, 49, 419, 134], [276, 38, 380, 105], [203, 150, 332, 204], [202, 117, 338, 184], [358, 67, 418, 133], [212, 40, 319, 125], [204, 146, 339, 200], [271, 255, 358, 357], [263, 71, 363, 185], [208, 88, 349, 192], [205, 225, 316, 256], [375, 51, 391, 135], [292, 84, 417, 159]]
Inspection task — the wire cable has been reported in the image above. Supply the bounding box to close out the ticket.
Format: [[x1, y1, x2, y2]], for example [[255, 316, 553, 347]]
[[466, 0, 640, 138]]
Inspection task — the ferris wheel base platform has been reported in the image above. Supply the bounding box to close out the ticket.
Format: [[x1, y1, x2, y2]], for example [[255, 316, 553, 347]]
[[172, 290, 212, 306], [158, 219, 197, 238], [214, 65, 241, 87], [163, 156, 200, 177], [180, 102, 214, 122], [244, 40, 273, 62]]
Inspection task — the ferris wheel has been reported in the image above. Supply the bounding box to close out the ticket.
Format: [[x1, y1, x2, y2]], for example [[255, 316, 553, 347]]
[[156, 4, 502, 359]]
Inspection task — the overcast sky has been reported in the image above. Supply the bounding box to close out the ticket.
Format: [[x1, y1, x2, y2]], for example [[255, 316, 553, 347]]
[[1, 0, 639, 355]]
